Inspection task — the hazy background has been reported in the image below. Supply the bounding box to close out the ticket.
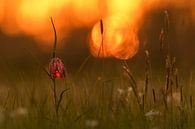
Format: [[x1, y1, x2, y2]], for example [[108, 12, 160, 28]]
[[0, 0, 195, 85]]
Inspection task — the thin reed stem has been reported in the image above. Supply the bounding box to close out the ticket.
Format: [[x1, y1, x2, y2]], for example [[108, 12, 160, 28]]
[[50, 17, 57, 58], [52, 79, 58, 117], [190, 95, 193, 110], [121, 60, 142, 111], [98, 19, 104, 57], [144, 50, 150, 101], [152, 88, 156, 103]]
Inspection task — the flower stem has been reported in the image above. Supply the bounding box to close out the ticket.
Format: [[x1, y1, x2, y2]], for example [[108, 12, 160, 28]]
[[50, 17, 57, 58], [52, 79, 58, 117]]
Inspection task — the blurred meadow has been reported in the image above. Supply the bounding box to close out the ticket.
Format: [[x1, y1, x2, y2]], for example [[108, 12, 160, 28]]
[[0, 0, 195, 129]]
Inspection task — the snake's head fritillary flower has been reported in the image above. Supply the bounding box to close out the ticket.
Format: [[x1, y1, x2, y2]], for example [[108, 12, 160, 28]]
[[49, 57, 65, 79]]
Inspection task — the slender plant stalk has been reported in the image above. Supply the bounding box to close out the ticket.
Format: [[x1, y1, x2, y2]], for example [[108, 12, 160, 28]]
[[50, 17, 58, 118], [97, 19, 105, 78], [121, 60, 142, 110], [152, 88, 156, 103], [50, 17, 57, 58], [98, 19, 104, 57], [24, 48, 51, 78], [144, 50, 150, 102], [50, 17, 69, 121], [76, 55, 91, 77], [52, 79, 58, 116], [190, 95, 193, 111]]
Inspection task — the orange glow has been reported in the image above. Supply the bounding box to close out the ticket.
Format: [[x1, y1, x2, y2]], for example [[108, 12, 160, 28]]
[[90, 0, 195, 59], [0, 0, 4, 23], [16, 0, 70, 43], [0, 0, 21, 35], [0, 0, 194, 54], [191, 1, 195, 22], [107, 0, 141, 15], [70, 0, 100, 26], [0, 0, 101, 44], [90, 0, 142, 60], [90, 16, 139, 60]]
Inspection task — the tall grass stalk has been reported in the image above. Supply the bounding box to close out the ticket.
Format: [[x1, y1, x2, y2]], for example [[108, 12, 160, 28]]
[[50, 17, 69, 120]]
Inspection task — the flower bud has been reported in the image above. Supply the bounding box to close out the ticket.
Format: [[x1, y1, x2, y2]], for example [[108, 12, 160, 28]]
[[49, 57, 65, 79]]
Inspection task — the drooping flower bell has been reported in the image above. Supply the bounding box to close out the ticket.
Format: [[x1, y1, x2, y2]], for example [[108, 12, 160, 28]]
[[49, 57, 65, 79]]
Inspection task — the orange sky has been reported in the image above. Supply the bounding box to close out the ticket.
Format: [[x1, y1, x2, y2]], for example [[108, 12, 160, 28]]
[[0, 0, 194, 59], [0, 0, 194, 42]]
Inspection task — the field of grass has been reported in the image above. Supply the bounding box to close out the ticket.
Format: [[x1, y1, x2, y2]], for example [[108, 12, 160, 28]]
[[0, 11, 195, 129], [0, 54, 194, 129]]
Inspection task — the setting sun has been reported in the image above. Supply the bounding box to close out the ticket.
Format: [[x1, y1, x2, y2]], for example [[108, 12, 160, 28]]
[[90, 15, 139, 60]]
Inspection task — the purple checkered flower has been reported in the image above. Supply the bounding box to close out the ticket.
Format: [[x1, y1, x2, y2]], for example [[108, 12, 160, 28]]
[[49, 57, 65, 79]]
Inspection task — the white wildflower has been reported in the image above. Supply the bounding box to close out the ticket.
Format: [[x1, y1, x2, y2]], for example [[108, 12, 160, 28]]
[[117, 88, 125, 95], [85, 119, 99, 128], [167, 92, 181, 106], [97, 76, 102, 81], [10, 107, 28, 118], [145, 110, 161, 120], [127, 87, 133, 93], [16, 107, 28, 116]]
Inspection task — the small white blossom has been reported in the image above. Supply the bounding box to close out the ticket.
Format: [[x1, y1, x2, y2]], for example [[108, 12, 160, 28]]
[[145, 110, 161, 120], [10, 107, 28, 118], [85, 119, 99, 128], [167, 92, 181, 106], [117, 88, 125, 95]]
